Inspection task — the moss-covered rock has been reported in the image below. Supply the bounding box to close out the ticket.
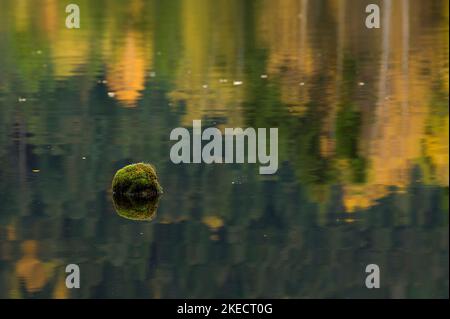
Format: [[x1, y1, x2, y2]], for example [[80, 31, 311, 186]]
[[112, 163, 163, 197], [112, 193, 160, 221]]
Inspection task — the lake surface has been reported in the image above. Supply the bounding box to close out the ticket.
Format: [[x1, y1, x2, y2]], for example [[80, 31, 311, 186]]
[[0, 0, 448, 298]]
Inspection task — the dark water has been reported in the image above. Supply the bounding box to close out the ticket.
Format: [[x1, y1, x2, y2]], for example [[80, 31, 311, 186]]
[[0, 0, 448, 298]]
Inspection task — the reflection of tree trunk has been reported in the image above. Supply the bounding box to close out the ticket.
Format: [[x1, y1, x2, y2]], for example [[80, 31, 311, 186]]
[[321, 0, 345, 156], [378, 0, 392, 109], [331, 0, 346, 140], [401, 0, 410, 178], [373, 0, 392, 156], [399, 1, 412, 226], [337, 0, 345, 80], [300, 0, 308, 79], [16, 109, 27, 215], [402, 0, 409, 116], [402, 0, 410, 113]]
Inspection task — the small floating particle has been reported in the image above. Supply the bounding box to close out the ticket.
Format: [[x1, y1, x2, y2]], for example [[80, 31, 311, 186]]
[[18, 97, 27, 102], [260, 74, 268, 79], [358, 82, 365, 86], [219, 78, 228, 83], [202, 84, 208, 89], [149, 71, 156, 77], [36, 50, 42, 55], [233, 81, 243, 86], [82, 156, 86, 160], [299, 82, 305, 86], [102, 80, 108, 84], [107, 92, 116, 98], [32, 169, 40, 173]]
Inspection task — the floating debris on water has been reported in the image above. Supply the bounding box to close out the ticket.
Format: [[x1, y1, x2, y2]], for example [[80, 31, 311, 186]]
[[233, 81, 243, 86], [210, 234, 219, 241], [149, 71, 156, 78], [299, 82, 305, 86], [202, 84, 208, 89], [202, 216, 224, 230], [358, 82, 365, 86], [18, 97, 27, 102], [82, 157, 86, 160], [32, 169, 40, 173], [260, 74, 268, 79], [219, 78, 228, 83], [107, 92, 116, 98]]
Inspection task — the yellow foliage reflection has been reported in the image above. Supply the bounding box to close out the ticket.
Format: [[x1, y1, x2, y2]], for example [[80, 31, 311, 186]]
[[15, 240, 48, 293], [106, 32, 149, 107]]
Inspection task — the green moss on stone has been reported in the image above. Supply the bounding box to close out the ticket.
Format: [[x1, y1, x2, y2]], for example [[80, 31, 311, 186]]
[[112, 193, 160, 221], [112, 163, 163, 197]]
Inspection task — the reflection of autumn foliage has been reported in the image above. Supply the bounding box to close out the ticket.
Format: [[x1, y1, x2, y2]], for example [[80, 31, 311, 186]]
[[15, 241, 48, 293], [202, 215, 224, 230], [421, 114, 449, 186], [0, 0, 447, 214], [100, 1, 153, 107], [0, 0, 448, 299], [106, 33, 149, 107], [168, 0, 245, 127], [7, 0, 153, 106], [10, 239, 66, 298], [257, 0, 313, 116], [324, 0, 449, 212], [53, 272, 69, 299]]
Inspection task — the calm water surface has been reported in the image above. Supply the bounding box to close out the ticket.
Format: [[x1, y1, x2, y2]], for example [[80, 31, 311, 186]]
[[0, 0, 448, 298]]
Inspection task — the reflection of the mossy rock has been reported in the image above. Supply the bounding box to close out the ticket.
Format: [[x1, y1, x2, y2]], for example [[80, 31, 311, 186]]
[[112, 194, 160, 221]]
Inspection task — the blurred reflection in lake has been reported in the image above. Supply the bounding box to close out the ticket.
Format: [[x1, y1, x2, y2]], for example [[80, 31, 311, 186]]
[[0, 0, 448, 298]]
